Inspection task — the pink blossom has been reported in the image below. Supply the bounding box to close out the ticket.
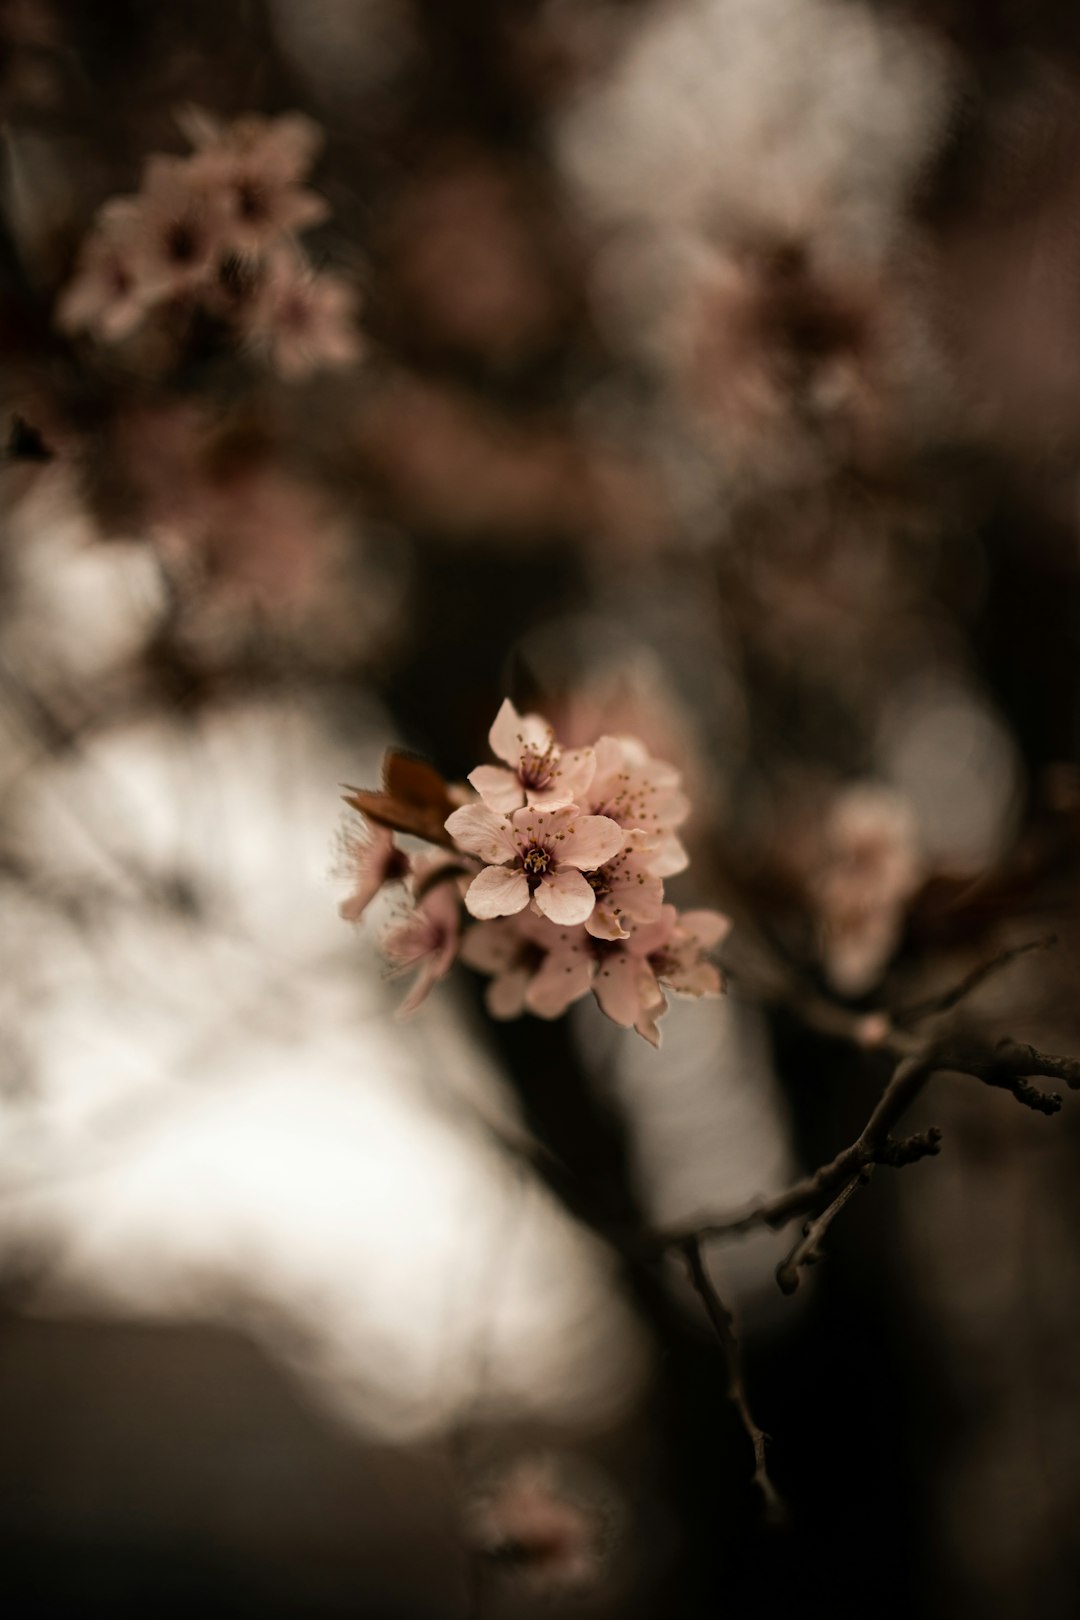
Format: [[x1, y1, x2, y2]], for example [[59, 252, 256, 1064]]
[[461, 915, 594, 1020], [468, 697, 595, 813], [381, 881, 461, 1015], [459, 909, 592, 1019], [586, 735, 690, 877], [446, 802, 623, 926], [582, 827, 664, 941], [123, 156, 229, 300], [184, 109, 330, 256], [338, 820, 410, 922], [813, 784, 922, 995], [244, 244, 361, 380], [591, 905, 729, 1046], [56, 208, 148, 342], [460, 915, 545, 1019], [466, 1454, 609, 1593], [524, 923, 596, 1018]]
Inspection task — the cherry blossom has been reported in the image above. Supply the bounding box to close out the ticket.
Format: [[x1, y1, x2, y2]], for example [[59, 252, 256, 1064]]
[[338, 821, 410, 922], [591, 905, 729, 1045], [468, 697, 595, 813], [343, 700, 726, 1043], [446, 802, 623, 925], [465, 1454, 610, 1594], [245, 245, 361, 380], [381, 880, 461, 1015], [585, 734, 690, 877], [812, 783, 922, 995], [56, 213, 148, 341], [459, 916, 545, 1018], [184, 110, 330, 256], [55, 110, 359, 379], [524, 924, 596, 1018], [582, 826, 665, 940], [124, 156, 229, 300]]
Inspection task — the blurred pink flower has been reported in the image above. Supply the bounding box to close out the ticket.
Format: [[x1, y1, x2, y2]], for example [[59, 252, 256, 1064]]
[[466, 1454, 608, 1593], [446, 802, 623, 925], [468, 697, 595, 813], [184, 108, 330, 255], [56, 210, 148, 341], [813, 783, 922, 995], [382, 881, 461, 1015], [339, 821, 410, 922], [461, 913, 595, 1020], [123, 155, 229, 300], [524, 922, 597, 1018], [459, 915, 546, 1019], [245, 245, 361, 379]]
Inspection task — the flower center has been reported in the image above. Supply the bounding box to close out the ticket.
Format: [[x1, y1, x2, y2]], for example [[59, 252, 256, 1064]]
[[519, 741, 556, 791], [236, 179, 269, 222], [165, 220, 201, 265], [585, 868, 611, 899], [521, 842, 551, 878]]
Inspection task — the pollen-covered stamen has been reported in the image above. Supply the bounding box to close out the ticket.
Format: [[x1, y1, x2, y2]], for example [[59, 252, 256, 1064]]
[[521, 842, 552, 882], [586, 845, 634, 900], [518, 734, 559, 791]]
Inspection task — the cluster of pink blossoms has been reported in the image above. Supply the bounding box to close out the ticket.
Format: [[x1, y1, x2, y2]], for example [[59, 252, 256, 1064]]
[[57, 110, 360, 379], [341, 700, 729, 1045]]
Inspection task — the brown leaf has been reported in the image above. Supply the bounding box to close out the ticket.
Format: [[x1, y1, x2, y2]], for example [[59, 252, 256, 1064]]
[[343, 749, 457, 849]]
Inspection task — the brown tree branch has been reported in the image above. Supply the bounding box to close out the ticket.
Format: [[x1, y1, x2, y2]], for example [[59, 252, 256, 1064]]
[[658, 1039, 1078, 1279]]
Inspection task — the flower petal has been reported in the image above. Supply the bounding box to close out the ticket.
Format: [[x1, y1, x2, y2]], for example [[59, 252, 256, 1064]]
[[679, 909, 732, 949], [584, 901, 629, 941], [534, 867, 596, 926], [396, 958, 442, 1017], [446, 803, 517, 865], [488, 697, 525, 765], [628, 905, 678, 958], [647, 833, 689, 879], [487, 965, 532, 1019], [525, 746, 595, 810], [468, 764, 526, 814], [618, 873, 665, 925], [489, 698, 552, 766], [634, 985, 668, 1047], [665, 961, 723, 998], [464, 864, 530, 920], [557, 814, 624, 871], [592, 952, 651, 1027], [460, 919, 518, 973], [527, 942, 594, 1018]]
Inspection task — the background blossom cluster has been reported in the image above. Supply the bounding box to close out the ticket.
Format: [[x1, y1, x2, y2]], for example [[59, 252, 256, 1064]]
[[341, 700, 729, 1046], [56, 109, 360, 378]]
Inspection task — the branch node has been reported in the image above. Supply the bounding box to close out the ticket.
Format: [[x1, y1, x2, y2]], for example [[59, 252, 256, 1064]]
[[875, 1126, 943, 1168]]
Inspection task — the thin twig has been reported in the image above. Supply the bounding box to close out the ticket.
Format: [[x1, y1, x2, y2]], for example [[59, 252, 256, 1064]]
[[659, 1038, 1076, 1266], [892, 935, 1059, 1027], [679, 1232, 783, 1521], [775, 1171, 871, 1295]]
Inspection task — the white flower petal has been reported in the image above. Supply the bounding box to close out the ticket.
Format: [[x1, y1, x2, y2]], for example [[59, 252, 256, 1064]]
[[464, 864, 530, 920], [468, 764, 526, 814], [445, 803, 517, 865], [558, 814, 625, 871], [534, 867, 595, 926]]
